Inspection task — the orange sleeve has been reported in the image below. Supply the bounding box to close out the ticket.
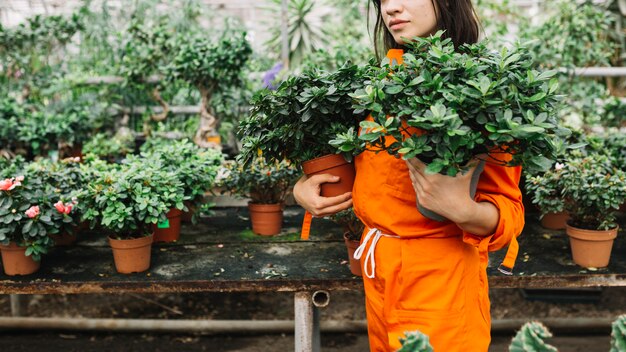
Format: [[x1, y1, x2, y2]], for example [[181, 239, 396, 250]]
[[462, 161, 525, 253]]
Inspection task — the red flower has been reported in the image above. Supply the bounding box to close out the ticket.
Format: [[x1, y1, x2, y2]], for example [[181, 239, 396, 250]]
[[0, 179, 11, 191], [54, 201, 74, 215]]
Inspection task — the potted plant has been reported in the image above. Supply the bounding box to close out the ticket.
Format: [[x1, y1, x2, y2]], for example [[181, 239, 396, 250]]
[[0, 175, 62, 275], [398, 330, 434, 352], [559, 154, 626, 268], [81, 158, 185, 273], [332, 32, 568, 220], [238, 62, 369, 196], [164, 31, 252, 148], [611, 315, 626, 352], [140, 138, 223, 239], [525, 162, 569, 230], [329, 208, 364, 276], [219, 158, 299, 236]]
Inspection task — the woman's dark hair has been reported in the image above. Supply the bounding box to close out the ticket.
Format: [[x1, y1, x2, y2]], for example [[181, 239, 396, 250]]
[[368, 0, 481, 61]]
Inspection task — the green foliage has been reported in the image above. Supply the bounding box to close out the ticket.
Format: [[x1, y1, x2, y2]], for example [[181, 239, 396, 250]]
[[397, 330, 434, 352], [219, 158, 299, 204], [339, 32, 568, 176], [520, 0, 617, 68], [509, 322, 557, 352], [560, 153, 626, 230], [611, 315, 626, 352], [555, 78, 609, 130], [165, 32, 252, 93], [139, 138, 223, 204], [238, 63, 370, 166], [83, 133, 135, 163], [265, 0, 330, 68], [81, 157, 185, 239], [525, 162, 566, 216], [329, 208, 364, 241], [603, 97, 626, 128], [0, 156, 26, 179]]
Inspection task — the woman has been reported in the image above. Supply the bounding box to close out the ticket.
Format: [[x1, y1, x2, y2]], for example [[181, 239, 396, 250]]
[[294, 1, 524, 351]]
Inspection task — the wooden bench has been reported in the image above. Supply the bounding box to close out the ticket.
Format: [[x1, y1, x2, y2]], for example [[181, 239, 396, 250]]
[[1, 207, 624, 351]]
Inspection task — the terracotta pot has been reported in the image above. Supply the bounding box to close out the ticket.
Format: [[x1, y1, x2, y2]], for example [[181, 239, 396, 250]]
[[248, 203, 283, 236], [49, 232, 77, 247], [206, 135, 221, 145], [0, 242, 41, 276], [565, 224, 618, 268], [108, 234, 153, 274], [302, 154, 355, 197], [343, 233, 362, 277], [153, 208, 183, 243], [540, 212, 569, 230]]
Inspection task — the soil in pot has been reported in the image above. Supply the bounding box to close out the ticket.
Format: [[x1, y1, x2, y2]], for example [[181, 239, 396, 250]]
[[565, 224, 618, 268], [108, 234, 154, 274], [0, 243, 41, 276], [153, 209, 183, 243], [248, 203, 283, 236], [343, 233, 362, 277], [540, 212, 570, 230], [302, 154, 355, 197]]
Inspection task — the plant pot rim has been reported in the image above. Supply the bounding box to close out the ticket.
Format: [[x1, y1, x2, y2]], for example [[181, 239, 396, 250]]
[[247, 202, 284, 212], [0, 242, 27, 251], [565, 223, 619, 242], [108, 233, 154, 249], [167, 208, 183, 217], [302, 154, 349, 175]]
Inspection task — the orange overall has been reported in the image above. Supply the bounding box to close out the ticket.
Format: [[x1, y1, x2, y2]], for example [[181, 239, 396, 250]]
[[352, 49, 524, 351]]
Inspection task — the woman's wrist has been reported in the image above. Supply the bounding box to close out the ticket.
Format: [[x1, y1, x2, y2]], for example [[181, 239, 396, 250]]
[[454, 201, 499, 237]]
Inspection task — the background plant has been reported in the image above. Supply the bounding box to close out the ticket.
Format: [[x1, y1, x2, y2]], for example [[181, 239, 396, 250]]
[[612, 315, 626, 352], [509, 321, 557, 352], [219, 158, 299, 204], [397, 330, 434, 352], [329, 208, 364, 241]]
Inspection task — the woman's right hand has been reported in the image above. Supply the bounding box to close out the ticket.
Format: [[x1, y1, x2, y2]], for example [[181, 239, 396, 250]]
[[293, 174, 353, 217]]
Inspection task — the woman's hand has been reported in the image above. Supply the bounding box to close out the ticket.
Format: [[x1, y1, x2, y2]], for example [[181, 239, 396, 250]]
[[293, 174, 353, 217], [405, 158, 480, 224]]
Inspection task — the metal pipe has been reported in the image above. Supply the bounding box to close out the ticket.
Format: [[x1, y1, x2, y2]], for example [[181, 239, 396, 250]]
[[0, 317, 614, 334], [311, 291, 330, 308]]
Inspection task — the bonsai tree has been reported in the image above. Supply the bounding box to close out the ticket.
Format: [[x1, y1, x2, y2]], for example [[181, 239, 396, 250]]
[[119, 15, 174, 124], [334, 32, 568, 177], [164, 31, 252, 148], [509, 321, 557, 352], [559, 153, 626, 230], [219, 157, 299, 205], [611, 315, 626, 352], [81, 158, 185, 239], [140, 138, 224, 216], [238, 62, 370, 166], [397, 330, 434, 352]]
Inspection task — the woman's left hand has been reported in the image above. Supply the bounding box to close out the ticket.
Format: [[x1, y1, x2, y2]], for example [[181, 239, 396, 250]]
[[406, 158, 480, 224]]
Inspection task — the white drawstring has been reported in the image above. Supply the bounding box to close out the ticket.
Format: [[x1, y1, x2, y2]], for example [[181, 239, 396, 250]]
[[353, 228, 400, 279]]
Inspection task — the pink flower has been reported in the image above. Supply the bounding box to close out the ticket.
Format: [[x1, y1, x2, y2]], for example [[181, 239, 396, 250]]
[[15, 176, 24, 182], [8, 180, 21, 190], [25, 206, 40, 219], [54, 201, 74, 215], [0, 179, 12, 191], [54, 201, 65, 213], [555, 162, 564, 171]]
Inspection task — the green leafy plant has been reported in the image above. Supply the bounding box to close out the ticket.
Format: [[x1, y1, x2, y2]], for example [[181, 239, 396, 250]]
[[0, 96, 23, 157], [329, 208, 364, 241], [519, 0, 617, 69], [525, 162, 566, 216], [509, 321, 557, 352], [81, 158, 185, 239], [603, 97, 626, 129], [219, 158, 299, 204], [397, 330, 434, 352], [140, 138, 223, 205], [0, 155, 26, 179], [264, 0, 330, 68], [335, 32, 568, 176], [83, 133, 135, 163], [560, 153, 626, 230], [165, 31, 252, 146], [0, 174, 74, 261], [238, 62, 369, 166], [611, 315, 626, 352]]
